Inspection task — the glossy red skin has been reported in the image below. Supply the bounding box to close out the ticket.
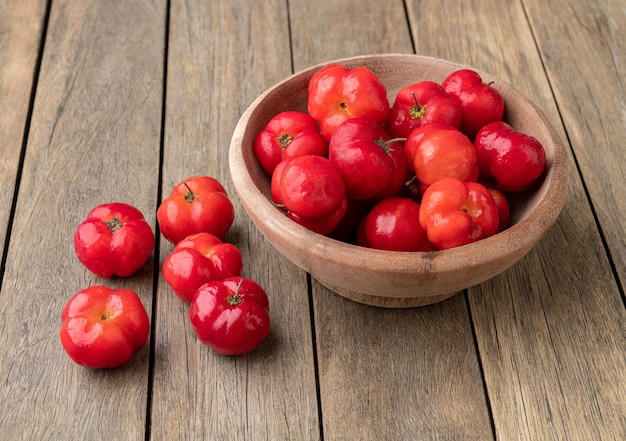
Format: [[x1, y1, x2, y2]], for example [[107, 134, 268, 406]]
[[60, 286, 150, 369], [254, 111, 328, 175], [488, 188, 511, 232], [157, 176, 234, 244], [474, 121, 547, 192], [287, 197, 348, 236], [357, 196, 435, 252], [163, 232, 243, 302], [386, 81, 462, 138], [441, 69, 505, 138], [404, 123, 459, 167], [74, 202, 155, 278], [271, 155, 347, 235], [419, 177, 499, 250], [270, 157, 290, 205], [307, 64, 390, 140], [329, 118, 407, 200], [189, 277, 270, 356], [402, 123, 463, 200], [406, 126, 479, 187]]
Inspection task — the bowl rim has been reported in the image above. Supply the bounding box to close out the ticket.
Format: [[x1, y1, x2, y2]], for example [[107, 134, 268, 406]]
[[229, 53, 569, 285]]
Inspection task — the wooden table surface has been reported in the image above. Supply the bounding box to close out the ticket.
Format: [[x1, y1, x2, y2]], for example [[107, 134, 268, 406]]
[[1, 1, 624, 440]]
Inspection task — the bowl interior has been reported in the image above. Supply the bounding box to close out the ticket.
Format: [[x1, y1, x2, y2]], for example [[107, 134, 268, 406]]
[[230, 54, 568, 307]]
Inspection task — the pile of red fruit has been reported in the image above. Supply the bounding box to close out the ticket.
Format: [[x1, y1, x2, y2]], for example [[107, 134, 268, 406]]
[[61, 176, 271, 369], [254, 64, 546, 251]]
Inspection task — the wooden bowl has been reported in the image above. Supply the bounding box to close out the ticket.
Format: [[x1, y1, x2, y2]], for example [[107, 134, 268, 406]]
[[229, 54, 569, 308]]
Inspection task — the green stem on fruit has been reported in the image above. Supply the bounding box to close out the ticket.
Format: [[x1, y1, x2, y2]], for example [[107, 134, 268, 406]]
[[184, 182, 197, 204], [227, 279, 244, 306], [410, 91, 426, 119], [386, 137, 408, 144], [277, 132, 294, 149], [375, 136, 407, 153], [105, 217, 123, 233], [404, 175, 417, 187]]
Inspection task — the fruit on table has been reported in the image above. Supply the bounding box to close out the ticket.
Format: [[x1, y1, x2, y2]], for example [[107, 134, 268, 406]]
[[162, 232, 243, 302], [189, 277, 271, 356], [157, 176, 235, 244], [73, 202, 155, 278], [60, 286, 150, 369]]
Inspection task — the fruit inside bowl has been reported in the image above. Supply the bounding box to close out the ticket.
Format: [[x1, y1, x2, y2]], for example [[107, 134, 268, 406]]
[[229, 54, 568, 308]]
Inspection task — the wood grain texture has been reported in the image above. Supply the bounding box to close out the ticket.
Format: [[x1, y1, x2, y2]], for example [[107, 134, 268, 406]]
[[0, 2, 623, 440], [0, 1, 47, 255], [0, 0, 165, 439], [523, 0, 626, 293], [289, 0, 414, 68], [405, 0, 626, 439], [314, 291, 493, 440], [289, 0, 493, 439], [150, 0, 320, 439]]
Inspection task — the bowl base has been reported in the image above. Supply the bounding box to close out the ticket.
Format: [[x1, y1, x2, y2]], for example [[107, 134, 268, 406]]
[[317, 278, 461, 308]]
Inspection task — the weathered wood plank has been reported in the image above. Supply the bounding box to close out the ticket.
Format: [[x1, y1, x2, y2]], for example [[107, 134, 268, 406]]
[[0, 1, 47, 257], [522, 0, 626, 286], [289, 0, 494, 439], [0, 1, 165, 439], [0, 1, 622, 440], [405, 0, 626, 439], [289, 0, 415, 65], [314, 290, 494, 440], [149, 1, 320, 439]]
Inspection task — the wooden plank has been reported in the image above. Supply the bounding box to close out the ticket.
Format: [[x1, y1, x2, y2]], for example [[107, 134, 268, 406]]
[[149, 1, 320, 439], [314, 291, 494, 440], [0, 1, 47, 255], [289, 0, 415, 66], [523, 0, 626, 292], [405, 0, 626, 439], [0, 1, 165, 439], [289, 0, 494, 439]]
